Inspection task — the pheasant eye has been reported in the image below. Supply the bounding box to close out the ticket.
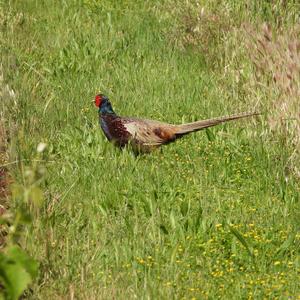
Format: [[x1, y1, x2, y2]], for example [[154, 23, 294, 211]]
[[95, 95, 102, 107]]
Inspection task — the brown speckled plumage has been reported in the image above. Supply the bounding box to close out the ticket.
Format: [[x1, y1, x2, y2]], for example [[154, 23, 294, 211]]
[[101, 115, 131, 147]]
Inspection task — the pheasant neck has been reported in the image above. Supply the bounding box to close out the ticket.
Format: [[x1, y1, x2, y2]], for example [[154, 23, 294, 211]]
[[99, 100, 116, 115]]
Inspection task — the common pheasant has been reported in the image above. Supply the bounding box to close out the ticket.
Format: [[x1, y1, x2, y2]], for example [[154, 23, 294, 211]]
[[94, 94, 258, 153]]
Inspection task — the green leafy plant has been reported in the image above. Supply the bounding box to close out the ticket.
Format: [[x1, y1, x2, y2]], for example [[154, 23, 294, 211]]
[[0, 245, 38, 300], [0, 143, 46, 299]]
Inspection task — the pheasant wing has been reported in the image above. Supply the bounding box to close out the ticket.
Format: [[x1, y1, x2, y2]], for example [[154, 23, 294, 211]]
[[123, 118, 177, 147]]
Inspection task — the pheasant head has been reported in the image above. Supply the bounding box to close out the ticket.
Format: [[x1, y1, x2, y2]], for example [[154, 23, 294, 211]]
[[94, 94, 115, 115]]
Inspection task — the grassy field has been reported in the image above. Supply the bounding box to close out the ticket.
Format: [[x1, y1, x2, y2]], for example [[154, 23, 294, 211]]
[[1, 0, 300, 299]]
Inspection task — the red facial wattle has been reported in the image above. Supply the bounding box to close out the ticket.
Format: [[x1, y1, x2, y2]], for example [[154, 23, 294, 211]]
[[95, 95, 102, 107]]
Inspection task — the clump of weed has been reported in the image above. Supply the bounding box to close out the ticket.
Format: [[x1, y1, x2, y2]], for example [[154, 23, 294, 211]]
[[0, 65, 42, 299], [0, 67, 15, 244], [245, 24, 300, 176], [163, 1, 232, 67], [0, 120, 9, 247], [162, 0, 298, 68]]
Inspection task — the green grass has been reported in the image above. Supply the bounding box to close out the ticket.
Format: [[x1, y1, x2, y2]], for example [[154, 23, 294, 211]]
[[1, 0, 300, 299]]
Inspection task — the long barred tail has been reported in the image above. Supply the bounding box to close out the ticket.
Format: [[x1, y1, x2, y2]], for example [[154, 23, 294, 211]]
[[175, 112, 260, 135]]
